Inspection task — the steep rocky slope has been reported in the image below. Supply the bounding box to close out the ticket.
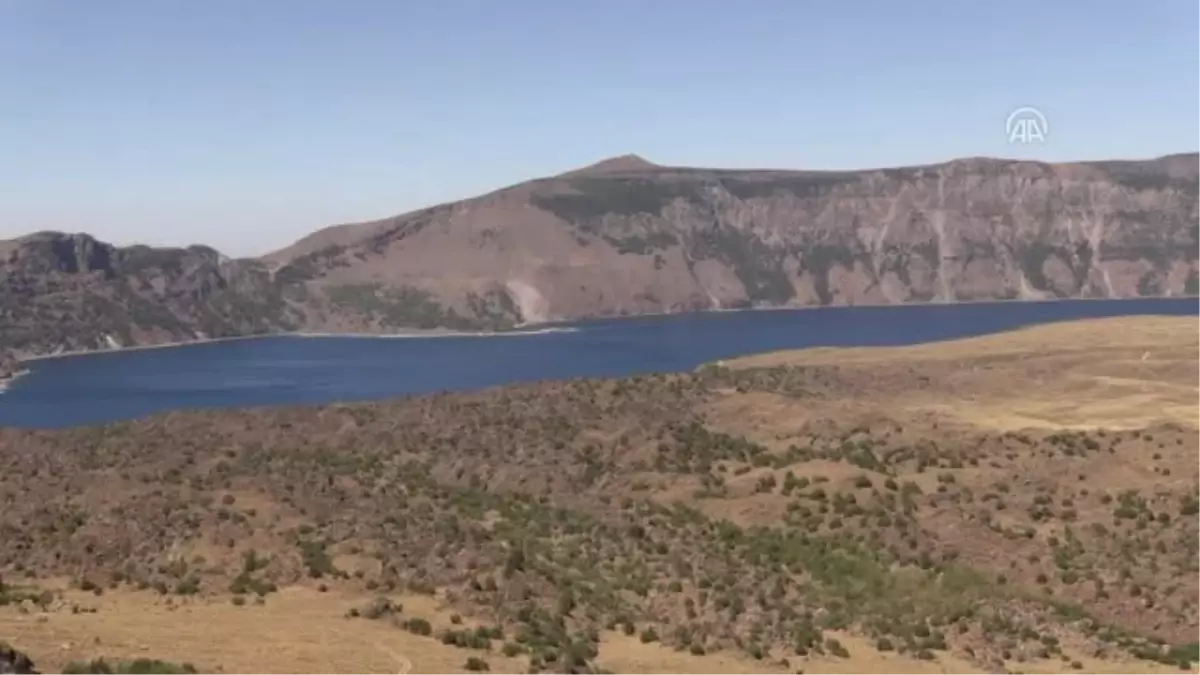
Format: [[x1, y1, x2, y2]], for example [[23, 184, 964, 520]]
[[1, 152, 1197, 377], [0, 232, 303, 362], [269, 152, 1199, 326]]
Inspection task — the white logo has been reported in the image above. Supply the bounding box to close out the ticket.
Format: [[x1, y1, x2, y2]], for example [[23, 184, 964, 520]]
[[1006, 106, 1048, 145]]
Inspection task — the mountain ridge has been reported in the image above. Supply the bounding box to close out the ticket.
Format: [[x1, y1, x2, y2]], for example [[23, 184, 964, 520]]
[[2, 151, 1198, 379]]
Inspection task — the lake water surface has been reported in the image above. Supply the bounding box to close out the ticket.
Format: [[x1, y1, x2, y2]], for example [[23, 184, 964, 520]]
[[2, 298, 1195, 429]]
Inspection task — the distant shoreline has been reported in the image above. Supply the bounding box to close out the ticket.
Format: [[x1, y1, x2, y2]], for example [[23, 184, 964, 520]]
[[586, 293, 1199, 324], [11, 325, 582, 366], [4, 294, 1196, 371], [291, 326, 579, 340], [0, 369, 30, 392], [16, 333, 271, 364]]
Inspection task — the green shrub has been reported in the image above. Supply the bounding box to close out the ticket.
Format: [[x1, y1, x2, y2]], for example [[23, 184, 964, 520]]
[[62, 658, 198, 674], [364, 596, 398, 619], [825, 638, 849, 658], [173, 577, 200, 596], [406, 618, 433, 636]]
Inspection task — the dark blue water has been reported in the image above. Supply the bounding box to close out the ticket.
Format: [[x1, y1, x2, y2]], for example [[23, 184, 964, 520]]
[[1, 298, 1195, 429]]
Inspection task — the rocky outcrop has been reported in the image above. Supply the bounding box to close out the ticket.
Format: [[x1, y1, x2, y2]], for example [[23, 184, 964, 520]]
[[0, 642, 36, 675], [0, 232, 307, 363], [0, 354, 16, 382], [1, 153, 1197, 367]]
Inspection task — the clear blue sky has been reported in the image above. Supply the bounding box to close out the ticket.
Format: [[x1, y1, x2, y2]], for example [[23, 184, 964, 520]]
[[2, 0, 1197, 256]]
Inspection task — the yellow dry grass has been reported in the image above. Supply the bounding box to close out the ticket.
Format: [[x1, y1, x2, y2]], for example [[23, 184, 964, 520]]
[[5, 585, 1187, 675], [595, 629, 1176, 672], [722, 316, 1199, 431], [724, 316, 1198, 368], [0, 585, 525, 674]]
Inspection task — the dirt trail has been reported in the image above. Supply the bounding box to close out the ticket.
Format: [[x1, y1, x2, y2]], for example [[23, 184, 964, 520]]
[[374, 638, 412, 672]]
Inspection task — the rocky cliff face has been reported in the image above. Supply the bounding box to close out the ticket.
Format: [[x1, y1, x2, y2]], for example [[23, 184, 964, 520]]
[[1, 152, 1197, 375], [0, 232, 304, 365]]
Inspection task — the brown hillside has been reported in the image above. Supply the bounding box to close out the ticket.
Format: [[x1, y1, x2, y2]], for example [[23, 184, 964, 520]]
[[261, 152, 1200, 330], [1, 316, 1197, 673]]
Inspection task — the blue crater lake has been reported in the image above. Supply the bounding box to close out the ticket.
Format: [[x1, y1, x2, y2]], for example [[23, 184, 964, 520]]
[[1, 297, 1196, 429]]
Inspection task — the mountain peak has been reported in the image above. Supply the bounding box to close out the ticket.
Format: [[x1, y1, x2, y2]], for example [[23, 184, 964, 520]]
[[562, 154, 659, 176]]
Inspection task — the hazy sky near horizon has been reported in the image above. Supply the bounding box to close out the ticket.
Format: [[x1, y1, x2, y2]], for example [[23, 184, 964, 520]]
[[3, 0, 1198, 256]]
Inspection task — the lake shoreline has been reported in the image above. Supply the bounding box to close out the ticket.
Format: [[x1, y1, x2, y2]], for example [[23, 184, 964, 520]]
[[15, 333, 276, 364], [0, 369, 30, 393], [11, 325, 584, 366], [2, 296, 1195, 428], [7, 294, 1197, 369], [291, 326, 579, 340]]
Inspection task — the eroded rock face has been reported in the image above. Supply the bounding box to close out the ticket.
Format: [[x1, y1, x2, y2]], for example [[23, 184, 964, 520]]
[[1, 153, 1196, 365], [268, 152, 1200, 326], [0, 232, 306, 361]]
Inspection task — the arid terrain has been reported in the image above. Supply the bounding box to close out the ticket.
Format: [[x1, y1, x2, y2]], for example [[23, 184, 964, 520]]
[[1, 315, 1197, 674], [2, 152, 1198, 380]]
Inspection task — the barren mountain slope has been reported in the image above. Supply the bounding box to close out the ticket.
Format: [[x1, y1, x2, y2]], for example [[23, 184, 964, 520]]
[[266, 152, 1199, 328]]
